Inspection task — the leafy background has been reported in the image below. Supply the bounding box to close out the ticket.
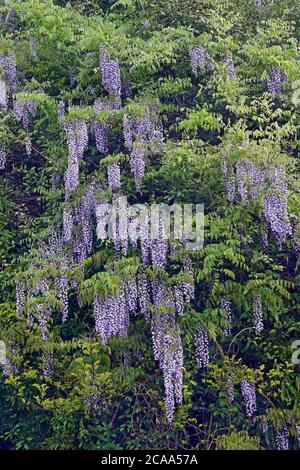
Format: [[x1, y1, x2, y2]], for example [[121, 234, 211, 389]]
[[0, 0, 299, 450]]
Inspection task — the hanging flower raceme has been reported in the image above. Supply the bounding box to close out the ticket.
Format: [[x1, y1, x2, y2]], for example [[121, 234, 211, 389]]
[[225, 54, 237, 80], [276, 427, 289, 450], [93, 283, 133, 345], [1, 342, 20, 377], [0, 52, 18, 92], [0, 142, 6, 170], [64, 119, 88, 195], [252, 294, 263, 333], [16, 279, 26, 319], [92, 100, 109, 155], [221, 156, 236, 203], [137, 271, 151, 321], [189, 45, 215, 77], [0, 78, 8, 109], [240, 380, 257, 417], [221, 297, 232, 336], [227, 377, 235, 403], [107, 162, 121, 191], [263, 166, 292, 247], [123, 109, 163, 191], [35, 303, 52, 342], [25, 136, 32, 156], [99, 47, 121, 108], [194, 327, 210, 368], [55, 277, 69, 323], [266, 67, 285, 96], [160, 331, 183, 423], [13, 99, 36, 129], [63, 206, 74, 242], [29, 36, 37, 59]]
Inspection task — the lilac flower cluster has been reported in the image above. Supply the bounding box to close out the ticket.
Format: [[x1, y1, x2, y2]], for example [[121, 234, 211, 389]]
[[42, 351, 53, 377], [221, 156, 236, 203], [93, 273, 140, 344], [137, 271, 151, 321], [189, 45, 215, 77], [2, 342, 19, 377], [262, 420, 269, 434], [64, 119, 88, 195], [72, 184, 97, 265], [123, 109, 163, 191], [107, 162, 121, 191], [55, 277, 69, 323], [264, 167, 292, 247], [92, 100, 110, 155], [0, 52, 18, 92], [240, 380, 257, 417], [227, 377, 235, 403], [252, 294, 263, 333], [221, 297, 232, 336], [99, 47, 121, 108], [29, 36, 37, 59], [25, 136, 32, 156], [83, 390, 104, 410], [161, 331, 183, 423], [194, 327, 210, 368], [267, 67, 285, 96], [16, 280, 26, 319], [13, 99, 36, 129], [0, 142, 6, 170], [276, 427, 289, 450], [63, 206, 74, 242], [35, 303, 52, 342], [0, 78, 8, 109], [225, 54, 237, 80]]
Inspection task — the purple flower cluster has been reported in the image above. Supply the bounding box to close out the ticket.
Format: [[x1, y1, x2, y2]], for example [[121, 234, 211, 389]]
[[0, 52, 18, 92], [262, 420, 269, 434], [221, 297, 232, 336], [16, 280, 26, 319], [107, 162, 121, 191], [263, 166, 291, 246], [276, 427, 289, 450], [64, 119, 88, 194], [240, 380, 257, 417], [2, 342, 19, 377], [252, 294, 263, 333], [55, 277, 69, 323], [35, 303, 52, 342], [161, 331, 183, 423], [137, 271, 151, 321], [93, 288, 129, 344], [0, 142, 6, 170], [123, 109, 163, 191], [13, 99, 36, 129], [221, 156, 236, 203], [25, 136, 32, 156], [42, 352, 53, 377], [0, 78, 8, 109], [63, 206, 74, 242], [99, 47, 121, 108], [227, 377, 235, 403], [225, 54, 237, 80], [195, 327, 210, 368], [83, 391, 104, 410], [189, 45, 215, 77], [267, 67, 284, 96], [29, 36, 37, 59]]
